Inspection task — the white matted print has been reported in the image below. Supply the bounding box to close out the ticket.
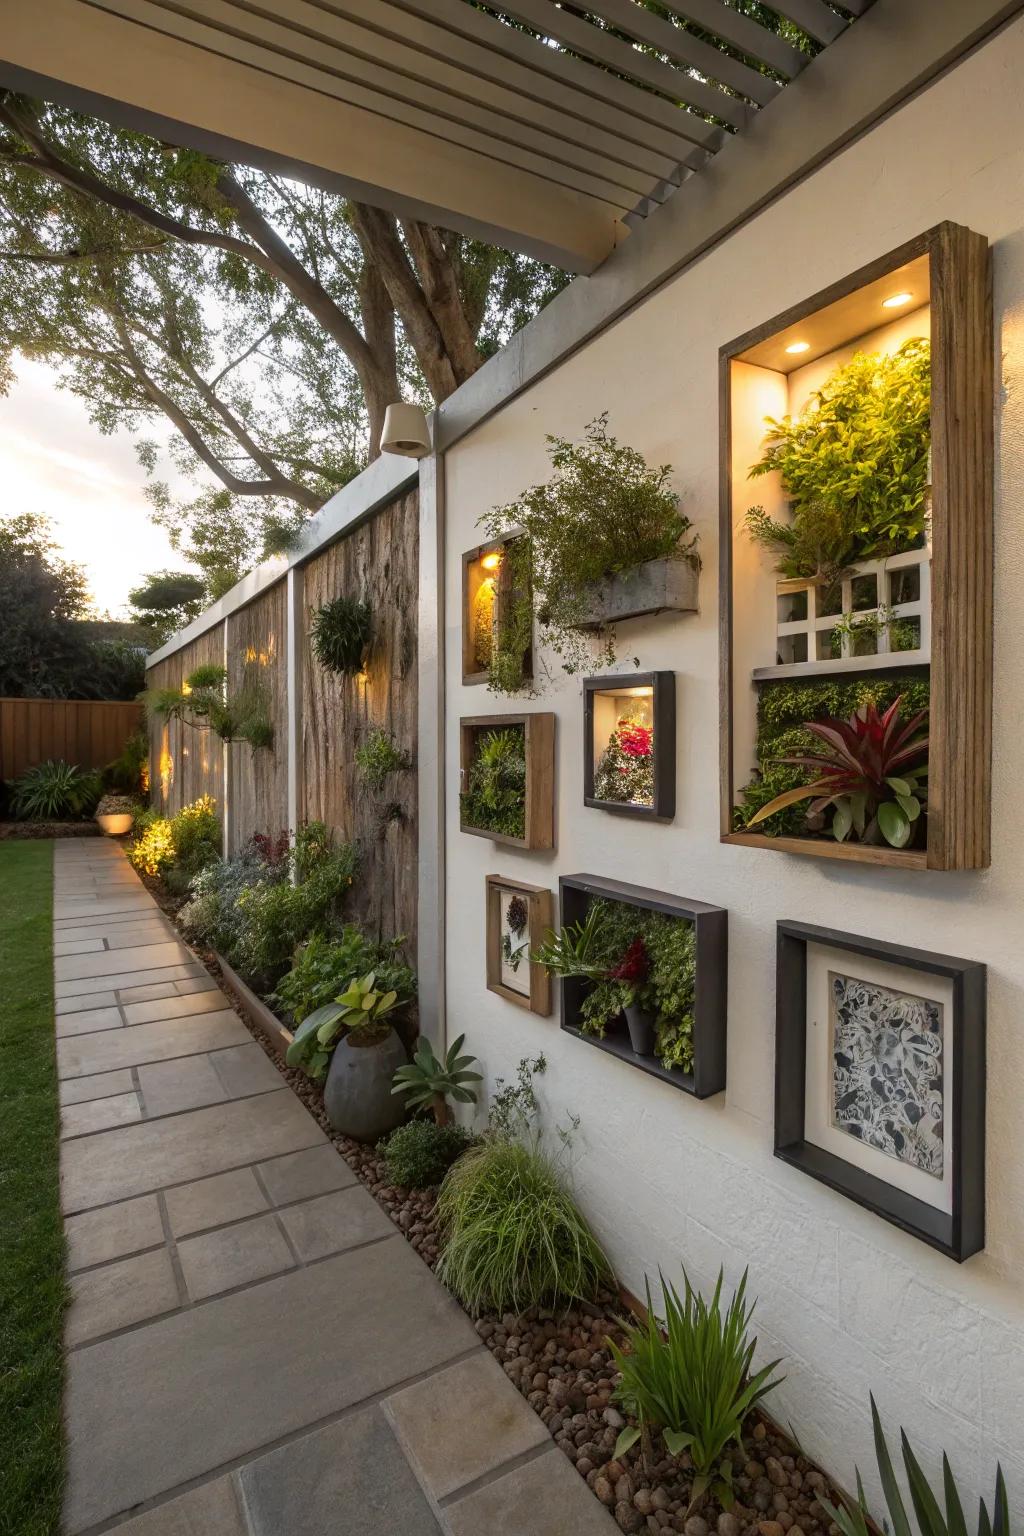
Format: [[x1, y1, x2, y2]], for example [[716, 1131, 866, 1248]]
[[498, 887, 531, 996], [804, 942, 954, 1214]]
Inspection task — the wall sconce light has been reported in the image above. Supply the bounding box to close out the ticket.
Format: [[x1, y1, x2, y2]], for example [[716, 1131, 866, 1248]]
[[381, 402, 431, 458]]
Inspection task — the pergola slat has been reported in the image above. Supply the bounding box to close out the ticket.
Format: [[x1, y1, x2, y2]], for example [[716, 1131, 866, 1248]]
[[657, 0, 807, 77], [767, 0, 849, 46]]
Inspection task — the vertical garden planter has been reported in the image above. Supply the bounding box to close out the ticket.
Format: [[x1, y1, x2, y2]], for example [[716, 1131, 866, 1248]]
[[461, 535, 533, 688], [573, 556, 699, 630], [485, 875, 553, 1015], [583, 671, 675, 820], [459, 713, 555, 850]]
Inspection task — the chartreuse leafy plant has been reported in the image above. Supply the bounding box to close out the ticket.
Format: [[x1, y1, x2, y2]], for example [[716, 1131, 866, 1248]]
[[480, 414, 698, 675], [610, 1268, 782, 1504], [746, 337, 931, 583], [310, 595, 372, 675], [286, 972, 400, 1079], [818, 1396, 1011, 1536], [391, 1034, 482, 1125]]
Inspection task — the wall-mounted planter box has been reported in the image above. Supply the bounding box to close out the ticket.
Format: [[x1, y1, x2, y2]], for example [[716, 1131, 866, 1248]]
[[573, 556, 699, 631], [461, 535, 533, 687], [459, 713, 555, 850], [485, 875, 553, 1015], [583, 671, 675, 820], [720, 221, 992, 871], [557, 874, 727, 1099]]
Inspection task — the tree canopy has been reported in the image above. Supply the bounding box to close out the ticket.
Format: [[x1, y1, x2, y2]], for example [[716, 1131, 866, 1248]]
[[127, 569, 207, 645]]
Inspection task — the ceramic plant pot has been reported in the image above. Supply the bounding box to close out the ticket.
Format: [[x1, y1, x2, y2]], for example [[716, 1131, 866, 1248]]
[[624, 1003, 656, 1056], [96, 812, 134, 837], [323, 1027, 408, 1143]]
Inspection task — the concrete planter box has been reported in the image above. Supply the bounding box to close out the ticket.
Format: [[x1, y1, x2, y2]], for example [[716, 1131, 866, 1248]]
[[573, 556, 699, 630]]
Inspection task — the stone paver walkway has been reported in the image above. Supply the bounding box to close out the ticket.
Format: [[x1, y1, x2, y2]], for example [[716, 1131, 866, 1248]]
[[55, 839, 615, 1536]]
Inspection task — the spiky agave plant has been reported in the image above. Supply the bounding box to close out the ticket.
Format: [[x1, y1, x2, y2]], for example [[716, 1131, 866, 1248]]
[[746, 696, 927, 849], [391, 1034, 482, 1126]]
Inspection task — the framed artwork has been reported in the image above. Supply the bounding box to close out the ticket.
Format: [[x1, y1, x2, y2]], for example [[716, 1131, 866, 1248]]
[[485, 875, 553, 1015], [775, 921, 986, 1260], [583, 672, 675, 821]]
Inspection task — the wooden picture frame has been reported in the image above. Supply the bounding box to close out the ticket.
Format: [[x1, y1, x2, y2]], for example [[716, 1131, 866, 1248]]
[[775, 920, 986, 1261], [461, 535, 533, 688], [459, 713, 555, 850], [583, 671, 676, 821], [557, 874, 727, 1100], [485, 875, 553, 1015], [720, 222, 992, 870]]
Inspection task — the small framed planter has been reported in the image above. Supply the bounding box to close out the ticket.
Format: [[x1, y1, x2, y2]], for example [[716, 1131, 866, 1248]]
[[584, 671, 675, 820], [485, 875, 553, 1015], [573, 556, 699, 630], [459, 713, 555, 850], [775, 921, 986, 1261], [461, 535, 533, 688], [557, 874, 727, 1099]]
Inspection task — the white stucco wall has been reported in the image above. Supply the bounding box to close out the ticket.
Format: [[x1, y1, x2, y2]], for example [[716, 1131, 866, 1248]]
[[442, 18, 1024, 1516]]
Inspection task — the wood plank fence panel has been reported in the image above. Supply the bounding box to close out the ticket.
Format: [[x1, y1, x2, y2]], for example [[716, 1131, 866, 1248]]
[[226, 579, 289, 852], [0, 698, 143, 781], [146, 630, 224, 819]]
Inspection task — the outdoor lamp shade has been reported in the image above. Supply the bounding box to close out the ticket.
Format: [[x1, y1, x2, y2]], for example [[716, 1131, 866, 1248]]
[[381, 402, 431, 458]]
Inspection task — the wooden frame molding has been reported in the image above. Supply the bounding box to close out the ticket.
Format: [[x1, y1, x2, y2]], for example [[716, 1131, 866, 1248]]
[[719, 220, 993, 872], [557, 874, 727, 1100], [583, 671, 676, 821], [459, 712, 555, 850], [485, 875, 553, 1015], [775, 920, 986, 1261]]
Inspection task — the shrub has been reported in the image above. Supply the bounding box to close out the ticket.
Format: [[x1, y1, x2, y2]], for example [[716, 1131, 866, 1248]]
[[103, 728, 149, 793], [127, 794, 220, 880], [435, 1138, 610, 1315], [127, 815, 176, 875], [10, 760, 101, 820], [460, 727, 527, 840], [379, 1121, 475, 1190], [310, 595, 372, 675], [270, 928, 416, 1023], [355, 728, 412, 791], [178, 836, 286, 954]]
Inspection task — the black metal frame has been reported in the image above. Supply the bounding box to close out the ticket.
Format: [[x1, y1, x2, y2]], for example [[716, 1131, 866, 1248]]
[[583, 671, 675, 821], [775, 921, 986, 1262], [558, 874, 727, 1099]]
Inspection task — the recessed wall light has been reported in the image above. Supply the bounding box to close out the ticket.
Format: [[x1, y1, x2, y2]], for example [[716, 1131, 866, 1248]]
[[481, 552, 501, 571], [882, 292, 913, 309], [785, 340, 810, 355]]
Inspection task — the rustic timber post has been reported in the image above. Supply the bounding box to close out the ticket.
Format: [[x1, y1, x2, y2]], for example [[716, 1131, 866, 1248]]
[[221, 618, 231, 857], [417, 448, 446, 1047]]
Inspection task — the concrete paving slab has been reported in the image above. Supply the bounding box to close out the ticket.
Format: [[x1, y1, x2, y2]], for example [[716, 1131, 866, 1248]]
[[278, 1185, 394, 1262], [58, 1011, 250, 1080], [445, 1446, 618, 1536], [178, 1214, 295, 1302], [175, 975, 219, 995], [56, 1006, 123, 1038], [55, 938, 105, 956], [125, 988, 231, 1025], [239, 1405, 442, 1536], [64, 1238, 478, 1532], [164, 1167, 269, 1238], [57, 963, 203, 1000], [138, 1055, 227, 1117], [386, 1350, 551, 1500], [56, 941, 192, 982], [60, 1068, 135, 1105], [62, 1092, 143, 1139], [104, 923, 178, 949], [55, 898, 158, 919], [119, 979, 186, 1004], [65, 1194, 164, 1272], [61, 1089, 324, 1212], [68, 1248, 180, 1346], [257, 1143, 356, 1206], [56, 910, 163, 931], [209, 1043, 282, 1099], [56, 990, 117, 1014], [95, 1476, 248, 1536]]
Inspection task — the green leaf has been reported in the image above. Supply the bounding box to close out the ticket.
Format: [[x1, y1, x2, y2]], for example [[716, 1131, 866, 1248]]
[[833, 800, 853, 842], [871, 1397, 913, 1536], [663, 1429, 693, 1457], [878, 800, 912, 848], [613, 1426, 641, 1460], [896, 793, 921, 822], [885, 776, 912, 796]]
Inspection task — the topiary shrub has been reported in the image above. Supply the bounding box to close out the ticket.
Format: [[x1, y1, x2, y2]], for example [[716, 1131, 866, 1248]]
[[378, 1120, 475, 1190], [310, 596, 372, 675]]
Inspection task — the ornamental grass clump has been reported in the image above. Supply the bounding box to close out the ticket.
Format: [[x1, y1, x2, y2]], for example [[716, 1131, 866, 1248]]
[[10, 759, 101, 821]]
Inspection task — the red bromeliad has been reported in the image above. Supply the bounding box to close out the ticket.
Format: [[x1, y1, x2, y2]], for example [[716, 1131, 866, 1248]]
[[608, 936, 650, 985], [618, 719, 653, 758], [747, 696, 928, 849]]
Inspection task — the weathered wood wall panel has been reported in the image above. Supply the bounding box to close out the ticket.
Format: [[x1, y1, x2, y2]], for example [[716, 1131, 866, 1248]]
[[147, 628, 224, 819], [226, 580, 289, 851], [302, 490, 419, 947], [0, 698, 143, 780]]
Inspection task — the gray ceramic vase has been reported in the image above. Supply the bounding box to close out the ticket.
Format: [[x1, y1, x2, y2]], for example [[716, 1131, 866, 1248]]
[[323, 1028, 408, 1143]]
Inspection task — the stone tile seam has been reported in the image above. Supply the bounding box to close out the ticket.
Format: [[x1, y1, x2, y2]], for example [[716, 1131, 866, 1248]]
[[71, 1344, 487, 1536], [250, 1163, 305, 1270], [57, 1036, 271, 1084], [60, 1079, 282, 1139], [157, 1188, 190, 1313]]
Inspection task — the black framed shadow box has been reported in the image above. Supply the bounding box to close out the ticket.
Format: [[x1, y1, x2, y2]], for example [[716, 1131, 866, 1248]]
[[775, 921, 986, 1261], [583, 671, 675, 821]]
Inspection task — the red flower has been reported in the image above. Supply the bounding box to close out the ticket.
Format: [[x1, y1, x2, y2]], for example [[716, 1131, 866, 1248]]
[[608, 936, 649, 984], [617, 718, 653, 758]]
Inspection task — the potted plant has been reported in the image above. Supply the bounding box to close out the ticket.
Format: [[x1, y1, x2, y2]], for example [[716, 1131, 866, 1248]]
[[286, 971, 408, 1142], [608, 937, 656, 1054], [95, 792, 136, 837]]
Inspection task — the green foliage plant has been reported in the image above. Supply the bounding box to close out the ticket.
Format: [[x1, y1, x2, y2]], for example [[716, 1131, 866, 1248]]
[[310, 595, 372, 675], [355, 727, 412, 790], [148, 665, 273, 751], [486, 537, 536, 697], [746, 338, 931, 583], [378, 1120, 476, 1190], [487, 1053, 547, 1142], [285, 971, 401, 1079], [830, 606, 920, 658], [818, 1396, 1011, 1536], [103, 727, 149, 793], [270, 928, 415, 1024], [479, 415, 698, 676], [460, 726, 527, 839], [392, 1033, 482, 1125], [10, 759, 101, 820], [610, 1268, 782, 1505]]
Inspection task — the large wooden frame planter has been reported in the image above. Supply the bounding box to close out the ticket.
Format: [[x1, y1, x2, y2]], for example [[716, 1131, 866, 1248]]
[[583, 671, 676, 821], [557, 874, 727, 1100], [461, 535, 533, 687], [720, 222, 992, 871], [574, 556, 698, 630], [459, 713, 555, 850], [485, 874, 553, 1015]]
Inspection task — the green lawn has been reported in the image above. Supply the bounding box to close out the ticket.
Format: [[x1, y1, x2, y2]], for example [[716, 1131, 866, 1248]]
[[0, 841, 67, 1536]]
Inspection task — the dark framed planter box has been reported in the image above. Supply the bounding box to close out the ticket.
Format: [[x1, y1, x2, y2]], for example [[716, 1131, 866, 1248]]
[[485, 874, 553, 1015], [459, 713, 555, 850], [775, 921, 985, 1261], [461, 534, 533, 687], [557, 874, 727, 1099], [583, 671, 675, 821], [720, 221, 993, 871], [574, 556, 699, 630]]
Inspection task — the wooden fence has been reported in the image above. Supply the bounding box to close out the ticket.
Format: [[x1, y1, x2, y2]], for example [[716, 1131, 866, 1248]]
[[0, 698, 144, 781]]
